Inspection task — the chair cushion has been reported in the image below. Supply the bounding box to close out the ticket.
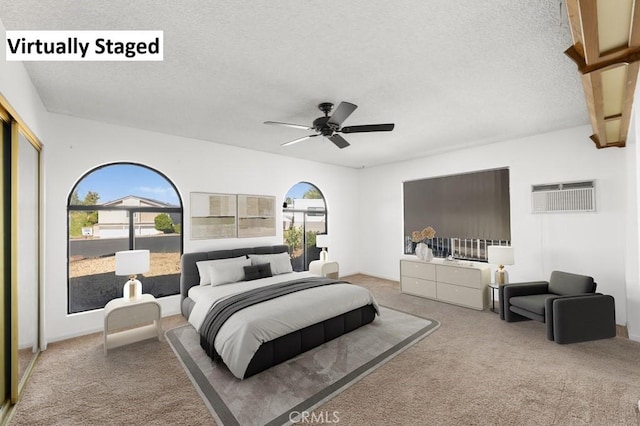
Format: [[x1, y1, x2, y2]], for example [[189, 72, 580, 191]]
[[548, 271, 596, 295], [509, 294, 556, 316]]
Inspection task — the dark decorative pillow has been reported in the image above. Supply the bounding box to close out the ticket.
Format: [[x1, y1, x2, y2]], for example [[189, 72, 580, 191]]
[[243, 265, 262, 281], [244, 263, 273, 281], [257, 262, 272, 278]]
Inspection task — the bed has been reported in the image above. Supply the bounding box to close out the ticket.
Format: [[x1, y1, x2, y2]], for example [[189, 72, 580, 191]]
[[180, 245, 379, 379]]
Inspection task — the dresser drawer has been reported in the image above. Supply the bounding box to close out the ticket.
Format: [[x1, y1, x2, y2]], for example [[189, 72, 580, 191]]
[[401, 260, 436, 280], [436, 282, 485, 310], [400, 276, 437, 299], [436, 264, 483, 289]]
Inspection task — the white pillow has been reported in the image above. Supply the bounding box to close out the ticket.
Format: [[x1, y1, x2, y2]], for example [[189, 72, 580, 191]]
[[196, 256, 248, 285], [248, 252, 293, 275], [208, 257, 252, 286]]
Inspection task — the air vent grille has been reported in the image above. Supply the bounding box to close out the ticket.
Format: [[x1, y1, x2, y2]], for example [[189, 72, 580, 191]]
[[531, 180, 595, 213]]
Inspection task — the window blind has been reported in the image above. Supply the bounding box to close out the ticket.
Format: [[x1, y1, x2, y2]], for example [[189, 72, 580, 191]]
[[403, 168, 511, 241]]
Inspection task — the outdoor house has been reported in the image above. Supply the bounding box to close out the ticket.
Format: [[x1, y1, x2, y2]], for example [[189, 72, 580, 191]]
[[95, 195, 180, 238]]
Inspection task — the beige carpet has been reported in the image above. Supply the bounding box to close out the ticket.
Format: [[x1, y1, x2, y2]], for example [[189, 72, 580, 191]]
[[9, 274, 640, 425]]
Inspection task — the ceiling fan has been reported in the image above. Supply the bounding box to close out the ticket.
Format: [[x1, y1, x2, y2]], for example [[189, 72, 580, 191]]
[[264, 101, 395, 149]]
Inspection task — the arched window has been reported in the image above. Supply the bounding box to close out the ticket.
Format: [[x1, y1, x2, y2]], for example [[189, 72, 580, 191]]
[[67, 163, 183, 313], [282, 182, 327, 271]]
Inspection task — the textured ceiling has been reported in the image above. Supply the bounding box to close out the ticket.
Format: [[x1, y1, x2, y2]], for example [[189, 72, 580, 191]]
[[0, 1, 588, 168]]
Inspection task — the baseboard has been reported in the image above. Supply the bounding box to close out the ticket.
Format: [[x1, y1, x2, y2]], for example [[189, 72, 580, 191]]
[[616, 324, 629, 338], [343, 272, 399, 282]]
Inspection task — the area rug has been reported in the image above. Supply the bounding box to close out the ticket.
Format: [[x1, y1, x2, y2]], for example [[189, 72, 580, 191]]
[[166, 306, 439, 426]]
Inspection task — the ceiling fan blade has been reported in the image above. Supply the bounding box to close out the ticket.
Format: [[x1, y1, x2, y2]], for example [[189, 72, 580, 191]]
[[264, 121, 313, 131], [328, 101, 357, 127], [328, 134, 351, 149], [281, 134, 318, 147], [340, 123, 395, 133]]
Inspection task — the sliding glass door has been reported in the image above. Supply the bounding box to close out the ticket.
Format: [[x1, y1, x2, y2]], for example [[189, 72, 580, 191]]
[[0, 100, 42, 422], [15, 129, 40, 394], [0, 109, 9, 416]]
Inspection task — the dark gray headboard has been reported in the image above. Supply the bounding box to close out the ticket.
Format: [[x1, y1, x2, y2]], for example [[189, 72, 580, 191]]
[[179, 245, 289, 299]]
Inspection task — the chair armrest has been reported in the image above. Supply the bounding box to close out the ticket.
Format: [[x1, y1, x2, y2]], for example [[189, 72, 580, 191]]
[[545, 293, 604, 340], [500, 281, 549, 320], [550, 294, 616, 343], [503, 281, 550, 297]]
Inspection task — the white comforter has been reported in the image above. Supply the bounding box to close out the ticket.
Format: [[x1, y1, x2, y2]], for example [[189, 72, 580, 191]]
[[188, 272, 379, 379]]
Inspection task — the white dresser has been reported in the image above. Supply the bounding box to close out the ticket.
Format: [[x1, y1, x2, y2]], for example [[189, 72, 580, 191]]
[[400, 258, 490, 310]]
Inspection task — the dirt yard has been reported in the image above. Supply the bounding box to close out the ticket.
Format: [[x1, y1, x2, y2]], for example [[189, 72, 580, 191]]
[[69, 252, 181, 278]]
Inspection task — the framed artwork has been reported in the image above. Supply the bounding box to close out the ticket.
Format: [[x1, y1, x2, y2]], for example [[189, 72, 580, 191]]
[[237, 194, 276, 238], [190, 192, 237, 239]]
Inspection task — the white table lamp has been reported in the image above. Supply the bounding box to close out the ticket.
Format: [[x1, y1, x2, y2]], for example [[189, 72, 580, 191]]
[[487, 246, 514, 286], [115, 249, 150, 301], [316, 234, 330, 261]]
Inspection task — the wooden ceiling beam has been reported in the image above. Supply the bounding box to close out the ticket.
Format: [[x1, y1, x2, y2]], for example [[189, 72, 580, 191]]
[[630, 0, 640, 46], [565, 0, 639, 149], [578, 0, 601, 64]]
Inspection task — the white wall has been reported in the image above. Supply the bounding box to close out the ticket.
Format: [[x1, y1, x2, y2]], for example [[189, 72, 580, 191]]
[[1, 15, 360, 343], [40, 113, 360, 342], [357, 126, 630, 326], [0, 18, 48, 139], [2, 15, 638, 342], [625, 90, 640, 341]]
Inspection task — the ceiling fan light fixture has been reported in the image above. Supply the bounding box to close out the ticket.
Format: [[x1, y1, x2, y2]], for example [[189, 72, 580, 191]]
[[267, 100, 394, 149]]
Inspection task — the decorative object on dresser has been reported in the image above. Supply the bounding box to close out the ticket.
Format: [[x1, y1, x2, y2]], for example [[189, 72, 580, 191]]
[[411, 226, 436, 261], [499, 271, 616, 344], [309, 259, 339, 279], [115, 249, 150, 301], [180, 245, 379, 379], [315, 233, 330, 261], [103, 293, 162, 354], [400, 258, 490, 310]]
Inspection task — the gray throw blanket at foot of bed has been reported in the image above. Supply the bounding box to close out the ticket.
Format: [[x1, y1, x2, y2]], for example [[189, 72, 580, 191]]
[[199, 277, 347, 360]]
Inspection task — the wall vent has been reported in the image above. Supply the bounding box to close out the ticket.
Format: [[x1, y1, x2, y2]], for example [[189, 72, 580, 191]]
[[531, 180, 595, 213]]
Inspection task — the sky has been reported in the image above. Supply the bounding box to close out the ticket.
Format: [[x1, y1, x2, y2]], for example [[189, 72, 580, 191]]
[[285, 182, 316, 200], [73, 164, 180, 205], [73, 165, 320, 206]]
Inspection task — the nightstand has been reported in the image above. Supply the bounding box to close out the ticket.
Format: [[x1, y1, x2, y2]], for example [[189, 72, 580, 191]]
[[104, 293, 162, 354], [309, 260, 339, 279]]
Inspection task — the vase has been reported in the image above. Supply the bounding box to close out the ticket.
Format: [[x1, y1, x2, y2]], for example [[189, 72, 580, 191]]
[[415, 243, 433, 261]]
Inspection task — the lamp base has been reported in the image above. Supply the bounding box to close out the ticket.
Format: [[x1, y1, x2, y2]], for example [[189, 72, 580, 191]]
[[495, 267, 509, 286], [123, 279, 142, 301], [319, 248, 328, 261]]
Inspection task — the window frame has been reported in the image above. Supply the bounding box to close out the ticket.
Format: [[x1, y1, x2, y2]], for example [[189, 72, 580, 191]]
[[66, 162, 183, 314], [282, 182, 328, 271]]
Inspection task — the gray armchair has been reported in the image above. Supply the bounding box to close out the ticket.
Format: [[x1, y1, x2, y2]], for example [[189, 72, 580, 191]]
[[499, 271, 616, 344]]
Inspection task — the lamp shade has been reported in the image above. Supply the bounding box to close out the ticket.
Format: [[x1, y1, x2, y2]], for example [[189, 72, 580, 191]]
[[115, 250, 150, 276], [316, 234, 330, 249], [487, 246, 514, 266]]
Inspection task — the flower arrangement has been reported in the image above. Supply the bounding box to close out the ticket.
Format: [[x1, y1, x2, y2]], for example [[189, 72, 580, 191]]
[[411, 226, 436, 244]]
